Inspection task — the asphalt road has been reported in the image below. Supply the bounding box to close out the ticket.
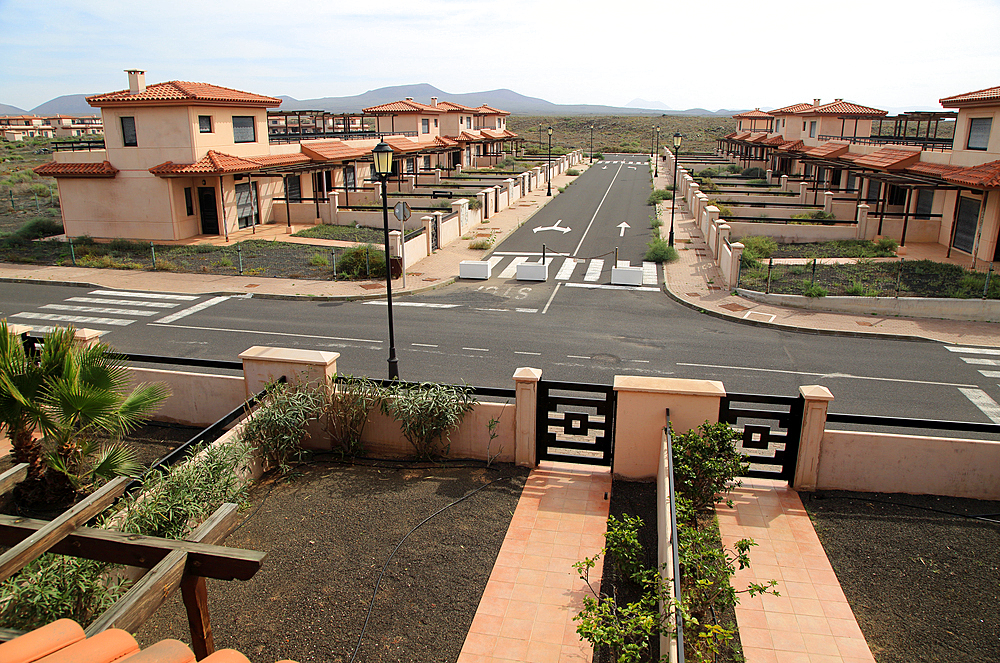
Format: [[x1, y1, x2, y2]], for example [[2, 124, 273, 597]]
[[0, 154, 998, 428]]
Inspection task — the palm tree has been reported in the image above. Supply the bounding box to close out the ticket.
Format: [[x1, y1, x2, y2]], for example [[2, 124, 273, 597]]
[[0, 322, 171, 490]]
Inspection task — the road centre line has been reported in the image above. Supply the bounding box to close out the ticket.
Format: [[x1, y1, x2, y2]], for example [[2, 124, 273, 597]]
[[90, 290, 198, 301], [146, 322, 381, 344], [412, 343, 438, 348], [463, 347, 489, 352], [958, 388, 1000, 424], [515, 351, 541, 356], [946, 346, 1000, 355], [567, 355, 591, 360], [540, 283, 561, 315], [573, 160, 625, 256], [676, 362, 978, 388]]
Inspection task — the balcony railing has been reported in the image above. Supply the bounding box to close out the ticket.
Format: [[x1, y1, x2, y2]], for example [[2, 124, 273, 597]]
[[818, 135, 953, 151]]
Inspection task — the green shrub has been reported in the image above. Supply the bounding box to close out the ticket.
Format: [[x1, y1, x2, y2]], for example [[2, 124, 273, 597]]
[[213, 256, 234, 268], [16, 217, 63, 240], [698, 176, 718, 192], [745, 179, 768, 185], [697, 168, 719, 178], [714, 203, 733, 219], [644, 237, 678, 263], [154, 259, 177, 271], [647, 188, 673, 205], [846, 281, 877, 297], [308, 253, 329, 267], [324, 374, 382, 457], [725, 164, 742, 174], [802, 281, 828, 297], [593, 153, 603, 160], [28, 183, 51, 197], [336, 243, 386, 279], [469, 236, 494, 250], [741, 166, 766, 178], [566, 168, 580, 176], [739, 235, 777, 262], [468, 198, 482, 211], [380, 382, 476, 459], [649, 217, 663, 229], [876, 236, 899, 254], [671, 421, 748, 512], [790, 210, 836, 221], [239, 381, 324, 473]]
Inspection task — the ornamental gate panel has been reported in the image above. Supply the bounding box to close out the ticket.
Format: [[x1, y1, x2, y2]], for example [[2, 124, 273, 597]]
[[536, 381, 616, 467], [718, 393, 805, 481]]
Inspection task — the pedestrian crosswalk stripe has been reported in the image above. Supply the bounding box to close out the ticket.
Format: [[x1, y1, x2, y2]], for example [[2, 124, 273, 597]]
[[89, 290, 198, 301], [156, 296, 230, 324], [564, 283, 660, 292], [946, 346, 1000, 355], [584, 259, 604, 282], [41, 304, 157, 317], [12, 312, 134, 326], [487, 256, 504, 270], [958, 387, 1000, 424], [555, 258, 580, 280], [979, 370, 1000, 378], [364, 301, 461, 308], [642, 261, 658, 285], [67, 297, 180, 308], [960, 357, 1000, 366], [498, 256, 528, 279]]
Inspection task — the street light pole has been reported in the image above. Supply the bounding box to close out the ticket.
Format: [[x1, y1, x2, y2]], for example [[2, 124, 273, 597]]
[[590, 124, 594, 163], [669, 132, 682, 248], [372, 140, 399, 379], [547, 126, 553, 197], [538, 124, 542, 154], [655, 126, 660, 177]]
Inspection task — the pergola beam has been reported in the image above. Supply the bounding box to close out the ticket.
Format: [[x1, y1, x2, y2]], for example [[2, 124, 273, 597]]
[[0, 463, 28, 496]]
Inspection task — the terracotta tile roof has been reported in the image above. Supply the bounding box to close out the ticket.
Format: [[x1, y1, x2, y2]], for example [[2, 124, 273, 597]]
[[805, 141, 850, 158], [481, 128, 510, 140], [906, 161, 962, 178], [723, 131, 738, 139], [362, 100, 444, 114], [731, 131, 752, 141], [807, 100, 886, 117], [762, 135, 787, 146], [251, 153, 313, 167], [34, 160, 118, 178], [435, 101, 475, 112], [777, 140, 806, 152], [473, 104, 510, 116], [940, 86, 1000, 108], [384, 136, 425, 154], [300, 140, 376, 162], [433, 136, 460, 148], [770, 102, 814, 114], [853, 147, 921, 171], [149, 150, 266, 175], [942, 159, 1000, 189], [747, 132, 770, 143], [733, 108, 773, 119], [87, 81, 280, 107], [456, 130, 486, 142], [0, 618, 299, 663]]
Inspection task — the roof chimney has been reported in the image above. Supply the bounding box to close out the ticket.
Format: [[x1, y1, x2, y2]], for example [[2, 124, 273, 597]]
[[431, 97, 438, 106], [813, 98, 821, 106], [835, 98, 843, 102], [405, 97, 414, 101], [126, 69, 146, 95]]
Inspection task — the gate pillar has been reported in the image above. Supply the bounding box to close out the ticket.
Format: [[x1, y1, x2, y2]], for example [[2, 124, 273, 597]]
[[513, 367, 542, 467], [793, 385, 834, 492]]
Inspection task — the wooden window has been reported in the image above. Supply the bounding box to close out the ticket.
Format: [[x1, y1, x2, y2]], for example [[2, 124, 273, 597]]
[[198, 116, 213, 133], [184, 187, 194, 216], [233, 116, 256, 143], [121, 116, 137, 147], [967, 118, 992, 151]]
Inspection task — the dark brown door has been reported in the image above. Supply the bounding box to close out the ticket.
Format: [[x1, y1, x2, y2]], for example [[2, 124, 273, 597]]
[[197, 187, 219, 235]]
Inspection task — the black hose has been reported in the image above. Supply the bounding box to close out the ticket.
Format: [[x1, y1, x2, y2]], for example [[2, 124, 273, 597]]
[[810, 493, 1000, 525], [347, 475, 503, 663]]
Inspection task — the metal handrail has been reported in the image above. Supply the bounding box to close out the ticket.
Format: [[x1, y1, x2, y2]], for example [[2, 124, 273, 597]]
[[664, 409, 685, 662], [825, 412, 1000, 435]]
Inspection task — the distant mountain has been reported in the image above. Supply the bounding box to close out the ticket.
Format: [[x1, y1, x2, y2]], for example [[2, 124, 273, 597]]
[[31, 94, 98, 115], [0, 103, 26, 115], [626, 98, 671, 110]]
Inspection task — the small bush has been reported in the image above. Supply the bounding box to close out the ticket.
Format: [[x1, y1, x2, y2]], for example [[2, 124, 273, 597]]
[[647, 188, 673, 205], [469, 236, 494, 250], [468, 198, 482, 211], [16, 217, 63, 240], [380, 382, 477, 459], [28, 183, 51, 197], [876, 236, 899, 254], [698, 176, 719, 192], [593, 153, 603, 160], [566, 168, 580, 176], [644, 237, 678, 263], [649, 217, 663, 229], [154, 259, 177, 271], [324, 374, 381, 457], [790, 210, 836, 221], [239, 381, 324, 473], [739, 236, 777, 262], [336, 244, 386, 279], [846, 281, 877, 297], [741, 166, 766, 178], [308, 253, 329, 267], [697, 168, 719, 178], [802, 281, 828, 297], [725, 164, 742, 174], [213, 256, 234, 268], [671, 421, 747, 512]]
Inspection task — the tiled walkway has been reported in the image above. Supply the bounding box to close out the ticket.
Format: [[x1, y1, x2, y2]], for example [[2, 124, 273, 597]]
[[718, 478, 875, 663], [458, 463, 612, 663]]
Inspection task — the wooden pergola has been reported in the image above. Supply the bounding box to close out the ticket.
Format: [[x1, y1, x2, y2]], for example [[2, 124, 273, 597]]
[[0, 463, 266, 660]]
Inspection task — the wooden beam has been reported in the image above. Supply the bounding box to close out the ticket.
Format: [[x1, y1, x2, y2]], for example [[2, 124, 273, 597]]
[[0, 463, 28, 496], [0, 514, 264, 580], [84, 503, 242, 645], [0, 476, 129, 583]]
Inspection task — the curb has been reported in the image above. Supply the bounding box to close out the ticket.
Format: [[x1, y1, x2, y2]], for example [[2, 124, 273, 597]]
[[660, 282, 938, 344]]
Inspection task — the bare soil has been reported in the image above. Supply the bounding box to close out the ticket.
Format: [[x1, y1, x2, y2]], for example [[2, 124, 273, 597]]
[[802, 490, 1000, 663], [136, 460, 528, 663]]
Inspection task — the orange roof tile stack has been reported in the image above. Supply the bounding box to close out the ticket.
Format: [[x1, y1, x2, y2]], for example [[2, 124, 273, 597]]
[[805, 141, 850, 158], [940, 85, 1000, 108], [148, 151, 266, 175], [777, 140, 806, 152], [761, 135, 788, 146], [87, 82, 281, 108], [853, 147, 922, 170], [943, 159, 1000, 189], [770, 102, 815, 114], [0, 618, 300, 663], [300, 140, 376, 162], [808, 100, 887, 116], [33, 161, 119, 178], [362, 100, 444, 114]]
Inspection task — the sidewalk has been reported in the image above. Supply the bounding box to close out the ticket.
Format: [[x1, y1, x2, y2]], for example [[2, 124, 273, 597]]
[[1, 157, 997, 345], [650, 157, 1000, 347]]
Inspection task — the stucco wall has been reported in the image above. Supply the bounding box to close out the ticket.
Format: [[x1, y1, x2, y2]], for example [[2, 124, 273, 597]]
[[127, 367, 246, 427], [730, 222, 858, 243]]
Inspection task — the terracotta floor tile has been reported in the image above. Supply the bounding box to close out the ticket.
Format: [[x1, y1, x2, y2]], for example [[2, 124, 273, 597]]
[[492, 636, 530, 662], [530, 619, 566, 645], [741, 646, 779, 663], [490, 565, 518, 583], [499, 616, 533, 641], [520, 554, 550, 571], [562, 621, 585, 646], [510, 582, 541, 603], [801, 632, 840, 655], [753, 563, 783, 582], [737, 607, 769, 629], [843, 657, 877, 663], [478, 596, 508, 617], [789, 597, 826, 617], [579, 533, 605, 549], [483, 581, 514, 600], [760, 592, 794, 613], [540, 585, 572, 605], [800, 554, 831, 570], [770, 630, 807, 653], [525, 640, 562, 663], [494, 551, 523, 568], [771, 539, 802, 555], [535, 605, 573, 624], [515, 568, 547, 587], [543, 571, 577, 590], [778, 567, 812, 584], [795, 614, 833, 635], [738, 626, 774, 649], [766, 526, 798, 542], [775, 551, 806, 568], [772, 651, 811, 663], [814, 583, 848, 603], [456, 651, 489, 663], [527, 528, 557, 544], [782, 581, 819, 600], [827, 617, 865, 639], [808, 655, 844, 663], [822, 601, 856, 620], [807, 568, 841, 587], [834, 636, 874, 659], [550, 542, 584, 561], [463, 632, 497, 656], [505, 600, 538, 622], [559, 643, 591, 663], [503, 538, 528, 555], [548, 557, 576, 574], [523, 541, 554, 557], [754, 551, 780, 566], [764, 610, 800, 633], [470, 612, 504, 636]]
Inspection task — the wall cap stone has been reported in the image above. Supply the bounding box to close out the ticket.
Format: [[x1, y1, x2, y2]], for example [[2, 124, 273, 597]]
[[799, 384, 834, 401], [613, 376, 726, 397], [239, 346, 340, 366], [513, 367, 542, 382]]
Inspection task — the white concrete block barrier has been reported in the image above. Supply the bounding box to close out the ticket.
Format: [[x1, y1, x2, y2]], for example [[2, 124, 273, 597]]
[[459, 260, 491, 280]]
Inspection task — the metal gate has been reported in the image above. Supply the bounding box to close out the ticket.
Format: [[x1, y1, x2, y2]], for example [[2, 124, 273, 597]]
[[536, 381, 616, 467], [430, 216, 440, 250], [719, 393, 804, 481]]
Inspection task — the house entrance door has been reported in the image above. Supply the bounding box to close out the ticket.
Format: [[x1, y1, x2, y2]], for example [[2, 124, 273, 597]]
[[197, 187, 219, 235]]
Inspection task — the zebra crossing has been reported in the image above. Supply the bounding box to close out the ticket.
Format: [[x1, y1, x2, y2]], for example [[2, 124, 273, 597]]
[[9, 289, 227, 334], [946, 345, 1000, 423], [487, 254, 659, 287]]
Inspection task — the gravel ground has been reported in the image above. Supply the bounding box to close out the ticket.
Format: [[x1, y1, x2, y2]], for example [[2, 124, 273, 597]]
[[802, 490, 1000, 663], [137, 460, 528, 663]]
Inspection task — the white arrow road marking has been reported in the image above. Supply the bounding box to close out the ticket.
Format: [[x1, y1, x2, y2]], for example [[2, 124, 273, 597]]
[[532, 219, 572, 234], [959, 387, 1000, 424], [617, 222, 630, 237]]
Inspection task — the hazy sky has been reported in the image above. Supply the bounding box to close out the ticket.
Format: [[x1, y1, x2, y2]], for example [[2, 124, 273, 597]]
[[2, 0, 998, 113]]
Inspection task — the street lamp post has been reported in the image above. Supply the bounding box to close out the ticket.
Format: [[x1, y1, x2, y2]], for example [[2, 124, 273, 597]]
[[655, 126, 660, 177], [590, 124, 594, 163], [547, 126, 553, 197], [669, 132, 682, 248], [372, 140, 399, 379], [538, 124, 542, 154]]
